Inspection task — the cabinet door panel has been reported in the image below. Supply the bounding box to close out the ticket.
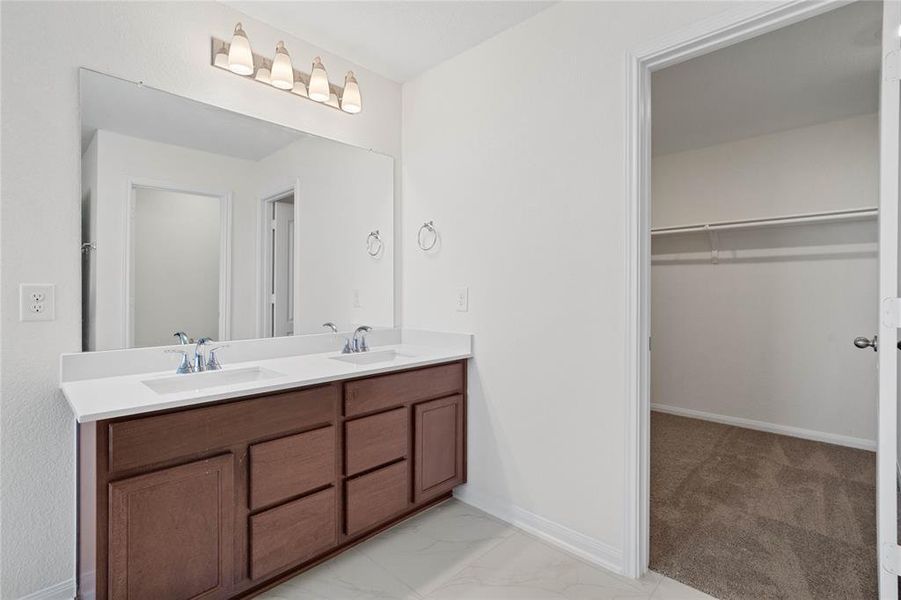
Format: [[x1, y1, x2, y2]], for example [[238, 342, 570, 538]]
[[345, 408, 408, 476], [249, 426, 335, 510], [414, 395, 464, 503], [249, 487, 336, 580], [345, 460, 408, 535], [108, 454, 234, 600], [344, 363, 463, 417], [109, 385, 336, 473]]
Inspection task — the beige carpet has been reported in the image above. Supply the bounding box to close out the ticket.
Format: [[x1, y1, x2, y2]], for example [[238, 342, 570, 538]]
[[650, 412, 877, 600]]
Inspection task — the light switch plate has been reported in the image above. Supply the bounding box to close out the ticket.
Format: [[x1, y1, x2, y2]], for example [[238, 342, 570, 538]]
[[455, 287, 469, 312], [20, 284, 55, 321]]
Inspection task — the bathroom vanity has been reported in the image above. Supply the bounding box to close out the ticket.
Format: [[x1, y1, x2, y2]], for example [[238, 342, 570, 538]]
[[67, 66, 470, 599], [64, 331, 471, 600]]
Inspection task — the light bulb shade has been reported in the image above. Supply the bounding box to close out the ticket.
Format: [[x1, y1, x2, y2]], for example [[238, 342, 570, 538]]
[[292, 81, 308, 97], [326, 92, 340, 108], [254, 67, 271, 85], [341, 71, 362, 114], [213, 52, 229, 69], [308, 57, 330, 102], [270, 41, 294, 90], [227, 23, 254, 76]]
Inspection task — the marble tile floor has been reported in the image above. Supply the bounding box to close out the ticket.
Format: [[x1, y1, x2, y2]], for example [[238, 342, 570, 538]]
[[258, 499, 715, 600]]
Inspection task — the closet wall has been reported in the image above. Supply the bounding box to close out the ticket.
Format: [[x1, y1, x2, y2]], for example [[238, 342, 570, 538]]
[[651, 113, 878, 448]]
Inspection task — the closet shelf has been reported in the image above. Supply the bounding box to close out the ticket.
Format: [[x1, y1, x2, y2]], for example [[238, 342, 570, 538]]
[[651, 207, 878, 236]]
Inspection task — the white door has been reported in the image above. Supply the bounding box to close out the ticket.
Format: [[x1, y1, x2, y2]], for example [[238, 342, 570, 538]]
[[878, 2, 901, 597], [272, 200, 294, 337]]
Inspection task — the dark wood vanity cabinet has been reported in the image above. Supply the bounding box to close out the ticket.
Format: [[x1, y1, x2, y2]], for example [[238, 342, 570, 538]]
[[80, 360, 466, 600]]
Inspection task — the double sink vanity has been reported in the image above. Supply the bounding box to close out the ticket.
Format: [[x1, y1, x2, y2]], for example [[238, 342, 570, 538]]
[[70, 67, 467, 599], [63, 329, 471, 599]]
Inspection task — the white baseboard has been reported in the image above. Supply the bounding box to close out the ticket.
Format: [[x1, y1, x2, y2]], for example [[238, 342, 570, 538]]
[[17, 579, 75, 600], [651, 403, 876, 451], [454, 487, 623, 575]]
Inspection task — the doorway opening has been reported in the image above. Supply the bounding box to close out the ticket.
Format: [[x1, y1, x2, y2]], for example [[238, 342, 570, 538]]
[[625, 1, 898, 598], [260, 189, 297, 338]]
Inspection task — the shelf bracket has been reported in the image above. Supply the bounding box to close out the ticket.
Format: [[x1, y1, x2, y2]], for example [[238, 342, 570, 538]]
[[705, 224, 719, 264]]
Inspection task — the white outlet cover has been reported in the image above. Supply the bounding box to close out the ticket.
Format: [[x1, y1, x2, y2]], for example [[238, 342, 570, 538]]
[[456, 287, 469, 312], [20, 283, 55, 321]]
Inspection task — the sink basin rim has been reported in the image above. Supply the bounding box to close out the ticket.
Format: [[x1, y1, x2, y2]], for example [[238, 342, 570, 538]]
[[142, 366, 285, 395]]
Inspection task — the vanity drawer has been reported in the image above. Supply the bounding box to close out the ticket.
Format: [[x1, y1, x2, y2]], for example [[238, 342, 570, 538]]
[[249, 486, 336, 580], [344, 362, 464, 417], [249, 426, 336, 510], [108, 384, 337, 473], [345, 408, 407, 476], [345, 460, 409, 536]]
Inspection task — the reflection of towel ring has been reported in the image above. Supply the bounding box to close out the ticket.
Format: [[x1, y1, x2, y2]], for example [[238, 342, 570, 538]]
[[366, 230, 383, 257], [417, 220, 438, 251]]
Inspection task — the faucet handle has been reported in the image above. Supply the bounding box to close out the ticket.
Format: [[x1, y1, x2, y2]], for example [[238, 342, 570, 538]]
[[206, 345, 229, 371], [164, 349, 194, 374]]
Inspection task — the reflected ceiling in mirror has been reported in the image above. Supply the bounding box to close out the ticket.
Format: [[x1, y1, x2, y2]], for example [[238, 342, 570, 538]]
[[79, 69, 394, 351]]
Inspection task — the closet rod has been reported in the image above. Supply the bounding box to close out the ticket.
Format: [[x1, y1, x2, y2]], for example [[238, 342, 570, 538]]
[[651, 207, 878, 236]]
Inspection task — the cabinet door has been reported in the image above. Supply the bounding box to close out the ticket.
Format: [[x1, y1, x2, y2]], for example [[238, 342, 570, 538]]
[[413, 395, 465, 503], [108, 454, 234, 600]]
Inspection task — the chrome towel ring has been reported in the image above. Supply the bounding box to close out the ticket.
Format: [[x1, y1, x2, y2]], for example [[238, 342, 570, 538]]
[[366, 230, 383, 257], [417, 220, 438, 251]]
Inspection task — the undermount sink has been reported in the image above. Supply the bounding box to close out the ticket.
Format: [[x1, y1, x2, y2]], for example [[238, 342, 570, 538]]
[[142, 366, 285, 395], [330, 349, 407, 365]]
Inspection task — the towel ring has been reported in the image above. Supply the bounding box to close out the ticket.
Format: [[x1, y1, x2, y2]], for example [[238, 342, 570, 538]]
[[366, 230, 383, 257], [417, 220, 438, 251]]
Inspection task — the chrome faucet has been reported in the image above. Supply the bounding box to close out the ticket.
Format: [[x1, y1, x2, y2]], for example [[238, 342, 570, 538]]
[[322, 322, 338, 334], [173, 331, 190, 345], [351, 326, 372, 353], [206, 345, 228, 371], [193, 337, 212, 372], [165, 349, 194, 374]]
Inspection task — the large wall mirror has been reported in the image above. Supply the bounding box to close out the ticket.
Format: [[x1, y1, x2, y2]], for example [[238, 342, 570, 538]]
[[80, 69, 394, 350]]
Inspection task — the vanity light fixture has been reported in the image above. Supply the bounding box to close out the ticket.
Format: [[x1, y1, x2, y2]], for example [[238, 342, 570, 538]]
[[212, 26, 359, 113], [270, 42, 294, 90], [341, 72, 362, 114], [308, 57, 331, 102], [227, 23, 254, 76], [254, 64, 272, 85]]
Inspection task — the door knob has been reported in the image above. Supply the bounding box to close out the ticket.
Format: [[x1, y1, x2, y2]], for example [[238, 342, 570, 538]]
[[854, 335, 878, 351]]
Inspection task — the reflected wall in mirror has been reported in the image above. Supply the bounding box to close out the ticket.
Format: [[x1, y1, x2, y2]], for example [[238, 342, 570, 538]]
[[80, 69, 394, 350]]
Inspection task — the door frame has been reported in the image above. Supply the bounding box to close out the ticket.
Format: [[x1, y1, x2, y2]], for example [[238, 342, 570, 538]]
[[256, 179, 300, 338], [124, 178, 232, 347], [622, 0, 857, 580]]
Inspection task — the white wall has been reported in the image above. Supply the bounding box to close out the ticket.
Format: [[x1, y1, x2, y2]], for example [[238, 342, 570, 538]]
[[132, 189, 221, 348], [0, 2, 400, 597], [254, 135, 395, 335], [90, 130, 256, 349], [402, 0, 745, 570], [650, 114, 879, 447]]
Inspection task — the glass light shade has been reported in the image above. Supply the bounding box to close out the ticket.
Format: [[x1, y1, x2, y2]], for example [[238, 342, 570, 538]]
[[326, 92, 340, 108], [270, 42, 294, 90], [292, 81, 308, 97], [254, 67, 271, 85], [341, 71, 362, 114], [308, 57, 330, 102], [213, 52, 229, 69], [227, 23, 254, 76]]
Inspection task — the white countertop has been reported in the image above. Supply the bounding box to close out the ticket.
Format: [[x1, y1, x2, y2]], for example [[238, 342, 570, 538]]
[[61, 330, 472, 423]]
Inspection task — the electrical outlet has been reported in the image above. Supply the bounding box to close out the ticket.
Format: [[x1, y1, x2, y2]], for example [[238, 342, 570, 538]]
[[20, 284, 55, 322], [455, 287, 469, 312]]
